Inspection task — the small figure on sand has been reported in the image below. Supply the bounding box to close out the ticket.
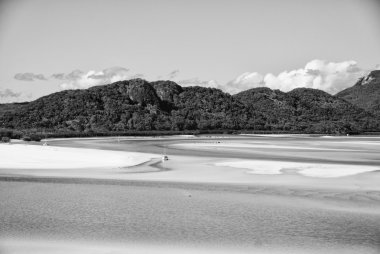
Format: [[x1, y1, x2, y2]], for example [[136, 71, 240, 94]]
[[162, 146, 169, 162]]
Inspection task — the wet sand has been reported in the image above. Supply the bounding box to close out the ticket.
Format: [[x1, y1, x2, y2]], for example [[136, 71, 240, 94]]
[[1, 179, 380, 253], [1, 135, 380, 253]]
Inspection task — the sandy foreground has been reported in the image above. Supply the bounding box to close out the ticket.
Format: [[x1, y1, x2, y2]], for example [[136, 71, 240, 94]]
[[1, 238, 377, 254], [1, 136, 380, 182], [1, 135, 380, 253], [0, 143, 157, 169]]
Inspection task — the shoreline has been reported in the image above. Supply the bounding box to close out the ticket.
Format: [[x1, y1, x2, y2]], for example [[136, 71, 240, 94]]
[[5, 133, 380, 145], [1, 136, 380, 189]]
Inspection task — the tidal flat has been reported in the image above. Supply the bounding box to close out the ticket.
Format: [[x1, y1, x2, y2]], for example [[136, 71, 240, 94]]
[[1, 135, 380, 253]]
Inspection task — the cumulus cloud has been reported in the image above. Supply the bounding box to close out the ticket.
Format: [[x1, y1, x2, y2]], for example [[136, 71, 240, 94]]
[[224, 72, 265, 94], [227, 60, 372, 94], [53, 67, 135, 90], [14, 73, 47, 81], [88, 67, 129, 80]]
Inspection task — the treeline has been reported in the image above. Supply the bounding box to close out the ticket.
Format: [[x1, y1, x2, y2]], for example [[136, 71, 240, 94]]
[[235, 87, 379, 134], [4, 127, 370, 142], [0, 78, 379, 139]]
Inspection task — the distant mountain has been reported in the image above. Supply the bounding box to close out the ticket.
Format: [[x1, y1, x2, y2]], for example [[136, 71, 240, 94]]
[[0, 78, 379, 136], [234, 87, 377, 133], [336, 70, 380, 116], [0, 79, 260, 133]]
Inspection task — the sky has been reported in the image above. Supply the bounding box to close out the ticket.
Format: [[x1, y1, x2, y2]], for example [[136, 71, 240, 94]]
[[0, 0, 380, 102]]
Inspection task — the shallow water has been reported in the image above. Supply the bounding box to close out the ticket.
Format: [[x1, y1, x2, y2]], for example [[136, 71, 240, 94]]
[[1, 135, 380, 253], [1, 180, 380, 253]]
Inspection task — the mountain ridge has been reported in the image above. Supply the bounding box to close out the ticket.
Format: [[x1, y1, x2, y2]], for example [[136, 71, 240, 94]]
[[1, 76, 379, 136], [336, 70, 380, 116]]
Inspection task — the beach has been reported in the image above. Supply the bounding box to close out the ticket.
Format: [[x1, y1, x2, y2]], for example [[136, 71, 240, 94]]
[[1, 135, 380, 253]]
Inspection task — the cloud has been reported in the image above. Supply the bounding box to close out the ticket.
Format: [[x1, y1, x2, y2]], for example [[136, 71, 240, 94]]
[[51, 70, 84, 81], [168, 69, 180, 79], [129, 73, 145, 79], [177, 78, 209, 86], [87, 67, 129, 80], [177, 78, 222, 90], [224, 72, 265, 94], [14, 73, 47, 81], [0, 89, 21, 100], [227, 60, 372, 94], [55, 67, 134, 90], [51, 73, 65, 80]]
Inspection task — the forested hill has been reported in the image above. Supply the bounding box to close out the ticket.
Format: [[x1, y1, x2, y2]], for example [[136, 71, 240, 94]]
[[0, 78, 379, 136], [336, 70, 380, 117], [234, 87, 378, 133]]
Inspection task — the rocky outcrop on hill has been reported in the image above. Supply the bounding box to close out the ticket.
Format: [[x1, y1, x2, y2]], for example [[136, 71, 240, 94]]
[[336, 70, 380, 116]]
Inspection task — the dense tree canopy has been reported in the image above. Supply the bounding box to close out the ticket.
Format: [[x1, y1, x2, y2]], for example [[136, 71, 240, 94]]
[[0, 77, 379, 137]]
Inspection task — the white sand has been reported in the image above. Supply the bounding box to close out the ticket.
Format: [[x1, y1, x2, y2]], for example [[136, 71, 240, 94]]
[[1, 137, 379, 185], [0, 144, 156, 169], [0, 238, 250, 254], [174, 142, 358, 151], [215, 160, 379, 178], [240, 134, 310, 137], [43, 134, 196, 142], [216, 161, 285, 175], [1, 238, 374, 254]]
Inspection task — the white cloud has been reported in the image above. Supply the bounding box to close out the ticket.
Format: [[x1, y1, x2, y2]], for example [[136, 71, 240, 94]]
[[15, 60, 379, 94], [56, 67, 135, 90], [177, 78, 223, 90], [227, 60, 373, 94], [224, 72, 264, 94]]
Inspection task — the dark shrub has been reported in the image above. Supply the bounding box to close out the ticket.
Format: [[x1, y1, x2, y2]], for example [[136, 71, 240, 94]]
[[23, 136, 31, 141], [1, 136, 10, 143], [30, 134, 42, 142]]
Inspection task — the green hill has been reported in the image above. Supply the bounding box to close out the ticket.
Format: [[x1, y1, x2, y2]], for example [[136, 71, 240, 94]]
[[336, 70, 380, 117], [1, 77, 379, 137]]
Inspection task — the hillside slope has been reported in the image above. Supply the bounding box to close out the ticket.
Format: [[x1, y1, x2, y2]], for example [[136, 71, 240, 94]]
[[0, 78, 379, 135], [234, 87, 376, 133], [336, 70, 380, 116], [0, 79, 258, 132]]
